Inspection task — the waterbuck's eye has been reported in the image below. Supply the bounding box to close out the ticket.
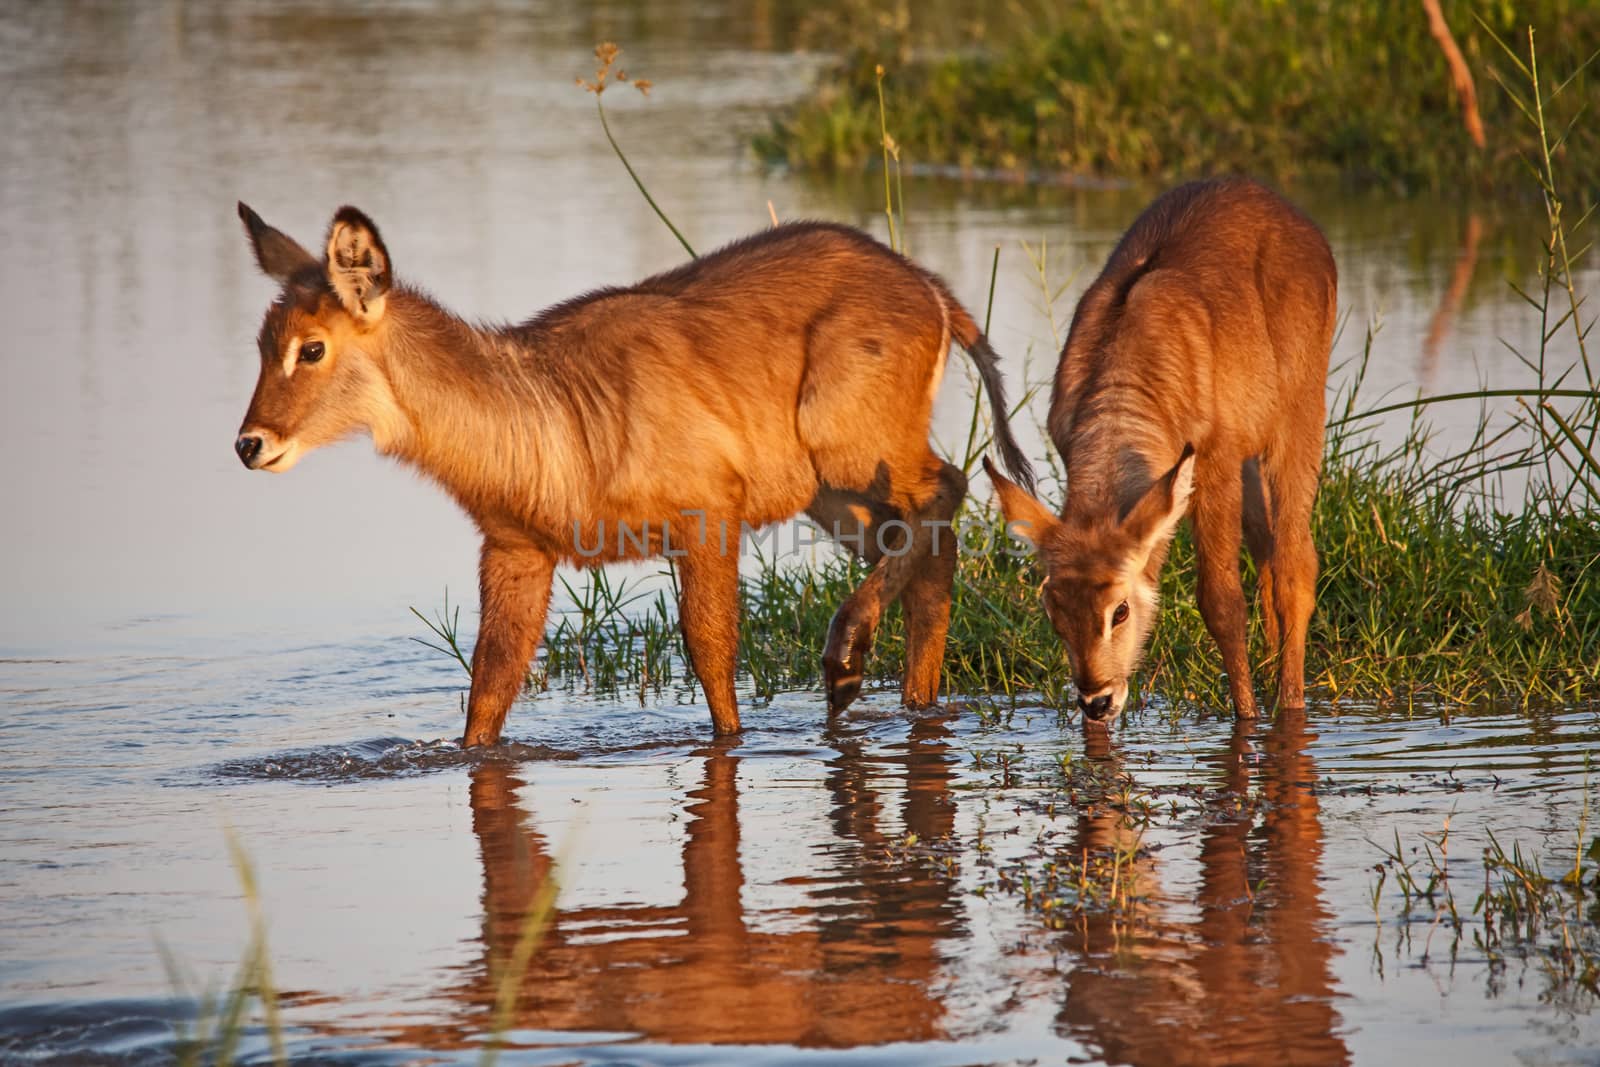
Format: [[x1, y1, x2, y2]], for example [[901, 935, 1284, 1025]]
[[1111, 600, 1130, 627], [299, 340, 325, 364]]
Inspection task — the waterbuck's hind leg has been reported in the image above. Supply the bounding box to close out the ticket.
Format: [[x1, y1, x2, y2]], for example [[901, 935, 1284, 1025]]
[[899, 461, 967, 707], [822, 599, 879, 714], [816, 514, 890, 714], [1241, 457, 1280, 658], [464, 539, 556, 747], [811, 456, 965, 714], [677, 533, 744, 735], [807, 486, 894, 714], [1265, 431, 1323, 711]]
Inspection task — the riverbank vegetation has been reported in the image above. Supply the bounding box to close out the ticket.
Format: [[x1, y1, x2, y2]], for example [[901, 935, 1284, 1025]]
[[754, 1, 1600, 196]]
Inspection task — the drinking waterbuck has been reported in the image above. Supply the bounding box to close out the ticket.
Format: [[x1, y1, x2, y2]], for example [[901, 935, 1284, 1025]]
[[985, 178, 1336, 723], [235, 204, 1034, 745]]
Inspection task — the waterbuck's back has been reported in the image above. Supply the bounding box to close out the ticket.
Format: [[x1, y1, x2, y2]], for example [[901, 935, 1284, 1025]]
[[511, 221, 948, 386], [1047, 178, 1337, 466], [487, 222, 960, 533]]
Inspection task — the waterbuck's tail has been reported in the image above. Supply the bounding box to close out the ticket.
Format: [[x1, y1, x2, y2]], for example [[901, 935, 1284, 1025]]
[[947, 302, 1037, 495]]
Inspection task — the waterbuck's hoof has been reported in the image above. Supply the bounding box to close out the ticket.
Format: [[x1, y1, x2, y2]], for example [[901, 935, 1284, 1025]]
[[822, 612, 875, 713]]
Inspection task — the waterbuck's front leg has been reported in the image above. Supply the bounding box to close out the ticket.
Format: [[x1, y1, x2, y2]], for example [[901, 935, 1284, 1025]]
[[677, 534, 743, 735], [1191, 465, 1259, 718], [463, 538, 555, 747]]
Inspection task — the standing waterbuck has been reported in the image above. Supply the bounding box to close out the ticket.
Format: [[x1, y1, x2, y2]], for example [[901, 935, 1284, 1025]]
[[986, 178, 1336, 723], [235, 204, 1034, 745]]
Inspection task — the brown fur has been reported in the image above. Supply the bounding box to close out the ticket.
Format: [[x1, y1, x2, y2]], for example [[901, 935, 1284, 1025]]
[[988, 178, 1337, 722], [235, 204, 1034, 745]]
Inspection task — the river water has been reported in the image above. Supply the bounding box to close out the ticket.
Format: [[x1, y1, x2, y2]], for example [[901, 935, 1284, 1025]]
[[2, 2, 1597, 1064]]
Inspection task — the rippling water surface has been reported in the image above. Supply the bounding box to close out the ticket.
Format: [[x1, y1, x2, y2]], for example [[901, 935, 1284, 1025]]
[[5, 654, 1599, 1064], [2, 2, 1598, 1064]]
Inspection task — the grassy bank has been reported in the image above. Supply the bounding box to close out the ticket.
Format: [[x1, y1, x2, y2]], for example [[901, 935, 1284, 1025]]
[[754, 1, 1600, 195]]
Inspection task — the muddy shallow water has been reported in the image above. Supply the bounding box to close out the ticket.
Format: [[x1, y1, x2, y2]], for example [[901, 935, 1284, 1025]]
[[3, 1, 1599, 1064]]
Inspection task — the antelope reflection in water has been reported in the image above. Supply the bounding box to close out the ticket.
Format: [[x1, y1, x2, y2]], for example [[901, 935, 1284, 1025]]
[[1059, 711, 1350, 1066], [446, 714, 965, 1049], [1421, 212, 1484, 388]]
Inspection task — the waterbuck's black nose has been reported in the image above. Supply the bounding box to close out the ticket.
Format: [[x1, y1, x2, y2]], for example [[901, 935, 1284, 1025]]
[[235, 434, 263, 468], [1079, 693, 1113, 721]]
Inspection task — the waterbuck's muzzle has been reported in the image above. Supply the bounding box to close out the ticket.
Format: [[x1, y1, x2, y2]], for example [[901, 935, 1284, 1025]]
[[235, 434, 263, 468], [1079, 693, 1114, 721], [1076, 678, 1129, 725], [233, 427, 297, 472]]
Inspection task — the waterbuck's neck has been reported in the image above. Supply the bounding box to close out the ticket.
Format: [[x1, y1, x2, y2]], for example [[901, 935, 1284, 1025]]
[[1060, 392, 1182, 524], [365, 287, 590, 530]]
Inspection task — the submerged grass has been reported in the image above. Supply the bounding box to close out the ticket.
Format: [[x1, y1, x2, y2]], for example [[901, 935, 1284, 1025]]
[[754, 0, 1600, 195], [155, 835, 563, 1064], [159, 832, 286, 1067], [1371, 807, 1600, 1003], [481, 843, 563, 1067]]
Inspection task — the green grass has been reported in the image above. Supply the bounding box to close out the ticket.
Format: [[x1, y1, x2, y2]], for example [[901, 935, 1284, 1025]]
[[754, 0, 1600, 195]]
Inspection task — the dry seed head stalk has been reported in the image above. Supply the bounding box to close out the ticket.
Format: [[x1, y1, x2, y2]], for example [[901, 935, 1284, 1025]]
[[577, 42, 619, 95], [1526, 563, 1560, 614], [577, 42, 652, 97], [1515, 562, 1562, 630]]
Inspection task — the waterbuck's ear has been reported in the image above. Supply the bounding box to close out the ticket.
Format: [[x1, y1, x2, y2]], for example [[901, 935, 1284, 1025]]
[[238, 202, 317, 282], [985, 456, 1059, 550], [1123, 444, 1196, 550], [324, 206, 391, 326]]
